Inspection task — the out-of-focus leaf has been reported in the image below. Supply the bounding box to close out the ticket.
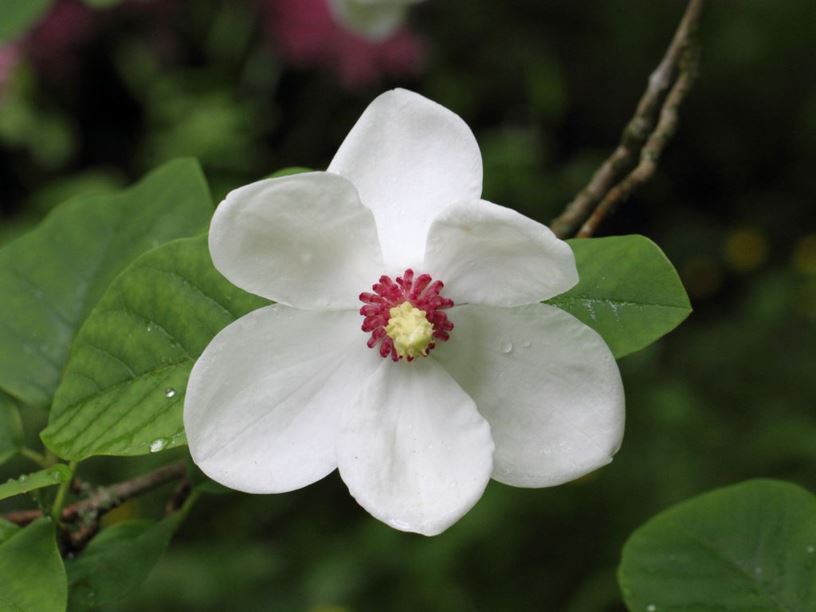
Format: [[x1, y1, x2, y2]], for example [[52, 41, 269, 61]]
[[0, 0, 53, 44], [548, 235, 691, 358], [0, 518, 67, 612], [141, 84, 265, 174], [42, 235, 267, 460], [0, 159, 212, 409], [0, 77, 75, 167], [0, 519, 20, 544], [269, 166, 313, 178], [27, 170, 124, 215], [0, 393, 23, 465], [67, 514, 183, 611], [0, 464, 71, 501], [619, 480, 816, 611]]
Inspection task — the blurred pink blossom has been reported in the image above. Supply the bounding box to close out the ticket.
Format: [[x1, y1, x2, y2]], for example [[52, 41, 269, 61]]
[[260, 0, 426, 90], [26, 0, 96, 74]]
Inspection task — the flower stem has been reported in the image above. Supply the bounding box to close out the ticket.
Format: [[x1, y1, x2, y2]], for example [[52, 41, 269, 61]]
[[177, 489, 201, 521], [18, 447, 50, 468], [50, 461, 77, 523]]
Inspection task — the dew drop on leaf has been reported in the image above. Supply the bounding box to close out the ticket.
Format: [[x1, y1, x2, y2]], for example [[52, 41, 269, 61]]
[[149, 438, 169, 453], [165, 388, 176, 399]]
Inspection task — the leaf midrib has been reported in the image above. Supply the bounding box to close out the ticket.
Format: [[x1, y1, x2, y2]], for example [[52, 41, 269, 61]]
[[550, 295, 690, 311], [677, 526, 797, 612]]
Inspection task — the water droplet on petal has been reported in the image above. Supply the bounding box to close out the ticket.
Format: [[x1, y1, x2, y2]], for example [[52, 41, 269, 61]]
[[165, 388, 176, 399], [522, 340, 532, 348], [149, 438, 169, 453], [500, 340, 513, 354]]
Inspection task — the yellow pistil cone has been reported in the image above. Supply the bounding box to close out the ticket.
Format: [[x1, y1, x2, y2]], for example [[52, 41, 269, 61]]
[[385, 302, 433, 360]]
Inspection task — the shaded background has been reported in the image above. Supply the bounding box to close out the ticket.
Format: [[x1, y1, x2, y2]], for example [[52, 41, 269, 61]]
[[1, 0, 815, 610]]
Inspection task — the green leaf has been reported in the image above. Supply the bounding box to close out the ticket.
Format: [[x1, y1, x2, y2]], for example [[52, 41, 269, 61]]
[[619, 480, 816, 611], [0, 393, 23, 465], [0, 464, 72, 501], [269, 166, 313, 178], [0, 0, 54, 44], [0, 159, 212, 409], [547, 235, 691, 358], [41, 235, 268, 460], [0, 518, 67, 612], [0, 519, 20, 544], [67, 515, 181, 610]]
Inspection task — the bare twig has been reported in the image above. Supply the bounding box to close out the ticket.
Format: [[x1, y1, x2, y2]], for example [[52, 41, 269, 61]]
[[2, 462, 187, 527], [550, 0, 705, 238], [578, 54, 698, 237]]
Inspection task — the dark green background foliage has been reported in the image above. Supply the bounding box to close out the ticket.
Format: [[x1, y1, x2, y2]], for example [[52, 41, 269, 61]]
[[1, 0, 815, 610]]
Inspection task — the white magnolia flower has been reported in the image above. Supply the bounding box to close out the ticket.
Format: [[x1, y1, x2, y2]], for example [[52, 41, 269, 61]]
[[327, 0, 426, 40], [184, 89, 625, 536]]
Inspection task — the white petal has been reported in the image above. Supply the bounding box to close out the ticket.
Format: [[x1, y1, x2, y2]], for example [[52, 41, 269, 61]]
[[337, 358, 493, 535], [327, 0, 408, 40], [328, 89, 482, 269], [184, 305, 381, 494], [424, 200, 578, 306], [433, 304, 624, 487], [209, 172, 383, 310]]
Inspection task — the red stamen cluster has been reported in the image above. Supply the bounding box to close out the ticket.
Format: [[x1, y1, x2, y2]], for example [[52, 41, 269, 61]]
[[359, 269, 454, 361]]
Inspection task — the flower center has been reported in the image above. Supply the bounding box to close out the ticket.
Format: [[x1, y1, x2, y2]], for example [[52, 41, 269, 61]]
[[359, 268, 454, 362], [385, 302, 433, 359]]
